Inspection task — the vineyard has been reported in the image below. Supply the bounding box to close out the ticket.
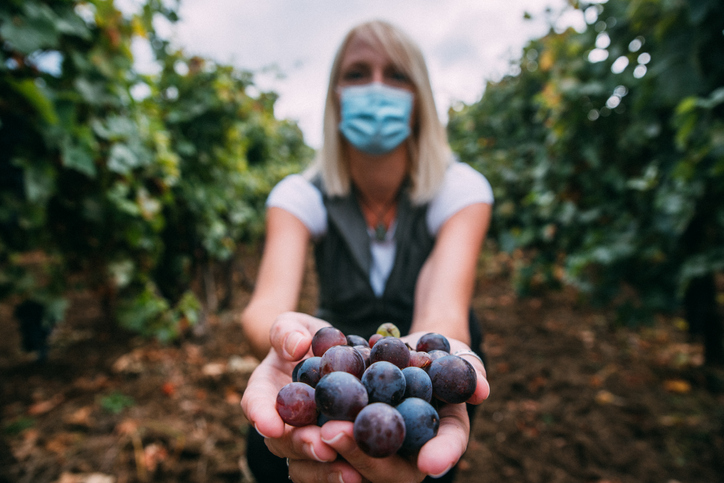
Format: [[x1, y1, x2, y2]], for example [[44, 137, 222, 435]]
[[2, 0, 723, 482]]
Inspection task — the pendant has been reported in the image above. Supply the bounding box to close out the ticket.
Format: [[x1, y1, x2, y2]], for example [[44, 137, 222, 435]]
[[374, 223, 387, 242]]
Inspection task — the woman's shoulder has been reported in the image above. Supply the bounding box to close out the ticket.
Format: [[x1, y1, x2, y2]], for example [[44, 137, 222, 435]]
[[266, 174, 327, 237], [426, 161, 493, 235], [442, 161, 493, 197]]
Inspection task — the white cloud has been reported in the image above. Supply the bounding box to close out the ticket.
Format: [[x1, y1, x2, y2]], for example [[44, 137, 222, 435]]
[[172, 0, 575, 148]]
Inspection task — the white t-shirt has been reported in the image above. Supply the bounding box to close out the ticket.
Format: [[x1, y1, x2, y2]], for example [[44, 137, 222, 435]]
[[266, 161, 493, 295]]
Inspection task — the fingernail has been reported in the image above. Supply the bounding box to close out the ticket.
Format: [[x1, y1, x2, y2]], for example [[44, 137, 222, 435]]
[[328, 472, 345, 483], [430, 465, 452, 478], [305, 443, 325, 462], [320, 432, 345, 446], [283, 332, 304, 359], [254, 423, 271, 439]]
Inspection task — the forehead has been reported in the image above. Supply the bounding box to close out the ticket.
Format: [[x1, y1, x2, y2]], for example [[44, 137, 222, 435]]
[[340, 34, 394, 67]]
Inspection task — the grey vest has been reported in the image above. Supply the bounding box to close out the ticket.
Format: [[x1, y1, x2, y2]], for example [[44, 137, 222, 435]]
[[311, 177, 484, 352], [312, 178, 433, 339]]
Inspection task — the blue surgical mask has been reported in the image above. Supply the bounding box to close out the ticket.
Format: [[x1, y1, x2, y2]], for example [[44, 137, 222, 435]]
[[338, 83, 414, 155]]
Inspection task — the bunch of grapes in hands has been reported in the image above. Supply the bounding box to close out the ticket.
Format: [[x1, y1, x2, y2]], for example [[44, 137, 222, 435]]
[[275, 323, 477, 458]]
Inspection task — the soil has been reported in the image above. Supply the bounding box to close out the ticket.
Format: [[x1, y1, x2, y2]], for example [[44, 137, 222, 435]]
[[1, 247, 723, 483]]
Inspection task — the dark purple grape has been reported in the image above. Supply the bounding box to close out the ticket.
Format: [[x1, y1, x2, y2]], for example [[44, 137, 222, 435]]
[[291, 359, 306, 382], [369, 333, 383, 347], [319, 345, 365, 379], [346, 334, 369, 347], [396, 397, 439, 455], [369, 337, 410, 369], [427, 349, 449, 364], [355, 346, 371, 369], [298, 356, 323, 387], [312, 327, 347, 357], [402, 366, 432, 402], [361, 361, 406, 406], [315, 371, 368, 421], [317, 412, 332, 427], [353, 403, 406, 458], [276, 382, 318, 427], [408, 350, 432, 370], [416, 333, 451, 353], [428, 355, 477, 404]]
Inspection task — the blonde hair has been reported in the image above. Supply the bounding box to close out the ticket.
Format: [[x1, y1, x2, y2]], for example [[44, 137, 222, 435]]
[[305, 20, 451, 204]]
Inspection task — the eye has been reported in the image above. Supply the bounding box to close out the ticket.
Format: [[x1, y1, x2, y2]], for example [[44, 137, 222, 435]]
[[340, 65, 370, 83], [385, 67, 411, 85]]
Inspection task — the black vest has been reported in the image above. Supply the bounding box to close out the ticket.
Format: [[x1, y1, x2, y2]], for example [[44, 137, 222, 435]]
[[311, 177, 482, 352]]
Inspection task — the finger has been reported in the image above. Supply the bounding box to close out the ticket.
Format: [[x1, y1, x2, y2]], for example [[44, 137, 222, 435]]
[[288, 457, 364, 483], [264, 424, 338, 463], [416, 402, 470, 477], [240, 351, 292, 439], [320, 421, 423, 483], [270, 312, 331, 361]]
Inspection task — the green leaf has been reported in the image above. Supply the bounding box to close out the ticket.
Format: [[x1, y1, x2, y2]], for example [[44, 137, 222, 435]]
[[74, 78, 107, 105], [8, 79, 59, 125], [108, 143, 140, 174], [15, 159, 55, 204], [0, 5, 59, 53], [61, 137, 96, 177]]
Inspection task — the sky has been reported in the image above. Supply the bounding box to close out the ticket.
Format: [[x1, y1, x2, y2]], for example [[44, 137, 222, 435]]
[[138, 0, 587, 149]]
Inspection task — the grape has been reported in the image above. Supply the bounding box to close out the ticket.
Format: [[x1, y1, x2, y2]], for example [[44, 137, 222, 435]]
[[427, 349, 449, 363], [396, 397, 439, 455], [317, 412, 332, 427], [353, 403, 406, 458], [376, 322, 401, 338], [315, 371, 368, 421], [415, 333, 451, 353], [291, 359, 306, 382], [362, 361, 406, 405], [298, 356, 323, 387], [428, 355, 477, 404], [312, 327, 347, 357], [355, 346, 371, 369], [276, 382, 318, 427], [368, 333, 383, 347], [319, 345, 365, 379], [346, 334, 369, 347], [277, 324, 481, 457], [408, 350, 432, 370], [369, 336, 410, 369], [402, 366, 432, 402]]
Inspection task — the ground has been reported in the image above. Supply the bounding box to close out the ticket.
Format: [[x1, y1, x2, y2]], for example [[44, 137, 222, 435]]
[[1, 248, 723, 483]]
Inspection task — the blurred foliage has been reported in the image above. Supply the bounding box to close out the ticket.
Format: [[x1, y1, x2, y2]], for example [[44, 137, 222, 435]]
[[0, 0, 313, 341], [449, 0, 723, 327]]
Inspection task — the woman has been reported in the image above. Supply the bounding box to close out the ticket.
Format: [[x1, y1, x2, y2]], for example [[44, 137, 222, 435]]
[[241, 20, 493, 483]]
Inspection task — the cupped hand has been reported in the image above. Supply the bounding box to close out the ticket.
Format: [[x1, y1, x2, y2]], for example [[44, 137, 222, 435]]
[[241, 312, 331, 439], [241, 316, 491, 483]]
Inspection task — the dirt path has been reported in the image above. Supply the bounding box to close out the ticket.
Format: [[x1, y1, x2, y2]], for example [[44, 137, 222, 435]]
[[1, 250, 722, 482]]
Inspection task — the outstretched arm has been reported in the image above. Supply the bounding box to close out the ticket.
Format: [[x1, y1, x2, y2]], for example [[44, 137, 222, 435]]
[[240, 207, 311, 360], [413, 202, 492, 346]]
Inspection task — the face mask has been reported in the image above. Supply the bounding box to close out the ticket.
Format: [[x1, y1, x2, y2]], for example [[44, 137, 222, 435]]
[[338, 83, 414, 155]]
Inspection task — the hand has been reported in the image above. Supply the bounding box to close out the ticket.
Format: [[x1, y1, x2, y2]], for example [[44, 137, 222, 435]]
[[241, 314, 491, 483], [287, 401, 471, 483], [241, 312, 331, 439], [404, 331, 490, 405]]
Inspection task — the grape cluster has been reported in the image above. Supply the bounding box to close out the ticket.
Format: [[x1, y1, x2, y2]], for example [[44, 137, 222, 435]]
[[275, 324, 478, 458]]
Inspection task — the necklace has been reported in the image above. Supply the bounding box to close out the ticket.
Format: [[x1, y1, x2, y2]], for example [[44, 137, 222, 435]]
[[356, 189, 398, 242]]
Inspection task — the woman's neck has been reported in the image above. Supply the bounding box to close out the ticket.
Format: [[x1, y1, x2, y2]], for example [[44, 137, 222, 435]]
[[348, 144, 409, 203]]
